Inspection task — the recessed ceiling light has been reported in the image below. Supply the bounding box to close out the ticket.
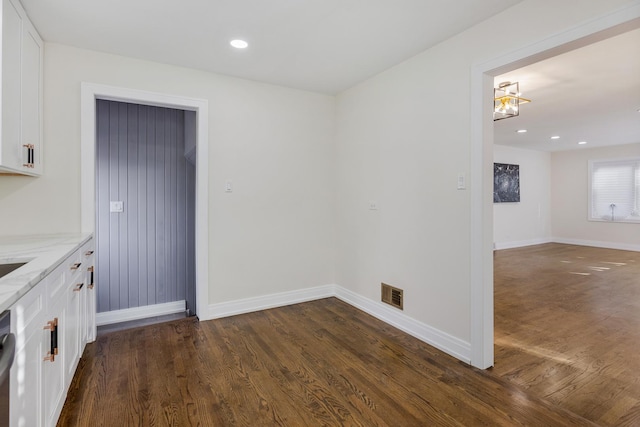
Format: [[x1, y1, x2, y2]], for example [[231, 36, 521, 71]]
[[550, 136, 560, 140], [230, 39, 248, 49], [578, 141, 588, 145], [516, 129, 527, 133]]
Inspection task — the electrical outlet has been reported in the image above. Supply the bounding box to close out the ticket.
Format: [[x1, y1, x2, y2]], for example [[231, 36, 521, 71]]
[[369, 201, 378, 210]]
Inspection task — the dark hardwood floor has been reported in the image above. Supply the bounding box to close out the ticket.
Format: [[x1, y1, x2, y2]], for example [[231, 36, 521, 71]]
[[492, 243, 640, 427], [60, 300, 594, 426], [58, 243, 638, 426]]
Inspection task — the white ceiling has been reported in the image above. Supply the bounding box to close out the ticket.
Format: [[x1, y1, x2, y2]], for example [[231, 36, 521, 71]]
[[20, 0, 521, 95], [17, 0, 638, 152], [494, 28, 640, 152]]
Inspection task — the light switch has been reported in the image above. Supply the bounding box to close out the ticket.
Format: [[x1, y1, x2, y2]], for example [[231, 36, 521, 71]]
[[110, 201, 124, 213], [457, 173, 466, 190], [225, 180, 233, 193]]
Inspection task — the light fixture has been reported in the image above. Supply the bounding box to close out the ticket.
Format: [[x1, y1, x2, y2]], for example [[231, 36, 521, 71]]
[[578, 141, 588, 145], [494, 81, 531, 121], [230, 39, 248, 49], [516, 129, 527, 133], [550, 136, 560, 140]]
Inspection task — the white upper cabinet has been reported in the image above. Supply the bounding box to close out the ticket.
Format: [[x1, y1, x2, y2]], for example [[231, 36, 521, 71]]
[[0, 0, 43, 176]]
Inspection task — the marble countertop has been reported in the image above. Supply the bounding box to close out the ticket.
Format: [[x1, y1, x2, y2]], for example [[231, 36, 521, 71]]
[[0, 233, 93, 313]]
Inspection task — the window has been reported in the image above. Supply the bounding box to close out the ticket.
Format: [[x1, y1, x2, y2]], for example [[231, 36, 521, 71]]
[[589, 157, 640, 223]]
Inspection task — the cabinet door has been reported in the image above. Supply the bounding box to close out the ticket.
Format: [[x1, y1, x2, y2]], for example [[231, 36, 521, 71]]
[[20, 17, 43, 174], [78, 274, 88, 349], [64, 274, 82, 385], [1, 0, 22, 171], [10, 282, 46, 427], [43, 270, 67, 427], [14, 325, 47, 427], [0, 0, 43, 175], [82, 244, 96, 345]]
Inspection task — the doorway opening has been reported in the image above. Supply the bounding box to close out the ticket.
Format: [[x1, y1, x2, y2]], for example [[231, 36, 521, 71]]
[[80, 84, 210, 325], [470, 6, 640, 369], [94, 100, 196, 326], [486, 20, 640, 425]]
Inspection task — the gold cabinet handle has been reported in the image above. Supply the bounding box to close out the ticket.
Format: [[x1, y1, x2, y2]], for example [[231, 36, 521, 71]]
[[43, 318, 59, 362], [73, 283, 84, 292], [43, 319, 57, 330], [85, 250, 94, 256], [70, 262, 82, 270]]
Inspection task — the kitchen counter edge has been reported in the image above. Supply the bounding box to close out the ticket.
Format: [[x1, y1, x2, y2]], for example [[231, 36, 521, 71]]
[[0, 233, 93, 312]]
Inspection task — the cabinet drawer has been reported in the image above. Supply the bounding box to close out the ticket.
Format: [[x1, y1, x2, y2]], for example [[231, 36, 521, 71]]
[[81, 240, 95, 259], [65, 249, 84, 274]]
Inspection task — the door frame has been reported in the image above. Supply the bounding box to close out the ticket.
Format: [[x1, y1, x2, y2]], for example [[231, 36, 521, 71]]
[[469, 5, 640, 368], [80, 83, 210, 321]]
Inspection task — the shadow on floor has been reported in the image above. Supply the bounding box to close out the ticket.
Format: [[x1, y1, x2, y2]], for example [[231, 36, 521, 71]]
[[97, 312, 189, 336]]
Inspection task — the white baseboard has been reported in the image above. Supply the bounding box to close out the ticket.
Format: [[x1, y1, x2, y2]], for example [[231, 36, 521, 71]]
[[96, 300, 186, 326], [493, 237, 553, 250], [494, 237, 640, 252], [207, 285, 335, 319], [206, 284, 470, 364], [552, 237, 640, 252], [333, 287, 471, 364]]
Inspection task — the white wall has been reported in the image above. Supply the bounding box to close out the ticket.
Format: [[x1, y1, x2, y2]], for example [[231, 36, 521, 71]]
[[0, 44, 337, 304], [334, 0, 637, 344], [551, 143, 640, 250], [0, 0, 636, 364], [493, 145, 551, 249]]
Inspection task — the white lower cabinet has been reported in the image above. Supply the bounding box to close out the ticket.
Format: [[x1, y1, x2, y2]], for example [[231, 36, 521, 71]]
[[81, 245, 96, 346], [64, 269, 82, 385], [10, 275, 46, 427], [10, 237, 95, 427], [43, 267, 68, 426]]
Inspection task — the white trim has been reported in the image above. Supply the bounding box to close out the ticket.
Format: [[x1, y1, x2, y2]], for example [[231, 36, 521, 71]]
[[470, 3, 640, 369], [208, 285, 337, 319], [80, 83, 210, 325], [552, 238, 640, 253], [470, 70, 495, 369], [494, 238, 553, 250], [207, 284, 470, 363], [334, 287, 471, 363], [96, 300, 186, 326]]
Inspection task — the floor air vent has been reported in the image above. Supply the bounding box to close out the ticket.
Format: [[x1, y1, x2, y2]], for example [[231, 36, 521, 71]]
[[381, 283, 403, 310]]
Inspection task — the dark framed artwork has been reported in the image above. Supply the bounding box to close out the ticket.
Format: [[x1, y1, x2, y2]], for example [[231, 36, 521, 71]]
[[493, 163, 520, 203]]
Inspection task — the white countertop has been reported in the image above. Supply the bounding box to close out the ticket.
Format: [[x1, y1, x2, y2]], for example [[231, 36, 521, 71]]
[[0, 233, 93, 312]]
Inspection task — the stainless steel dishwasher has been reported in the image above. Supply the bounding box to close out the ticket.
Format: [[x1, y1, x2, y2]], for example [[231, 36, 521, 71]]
[[0, 310, 15, 426]]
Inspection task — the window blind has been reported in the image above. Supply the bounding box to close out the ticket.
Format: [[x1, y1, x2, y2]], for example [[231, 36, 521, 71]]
[[589, 158, 640, 222]]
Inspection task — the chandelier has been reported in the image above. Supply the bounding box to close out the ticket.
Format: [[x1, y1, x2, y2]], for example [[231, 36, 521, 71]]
[[493, 81, 531, 121]]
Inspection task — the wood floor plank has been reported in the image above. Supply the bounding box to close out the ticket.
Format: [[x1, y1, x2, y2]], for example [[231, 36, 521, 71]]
[[59, 298, 597, 426], [493, 243, 640, 426], [58, 243, 637, 426]]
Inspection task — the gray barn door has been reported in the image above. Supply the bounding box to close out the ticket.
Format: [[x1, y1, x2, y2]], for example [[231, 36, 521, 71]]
[[95, 99, 196, 316]]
